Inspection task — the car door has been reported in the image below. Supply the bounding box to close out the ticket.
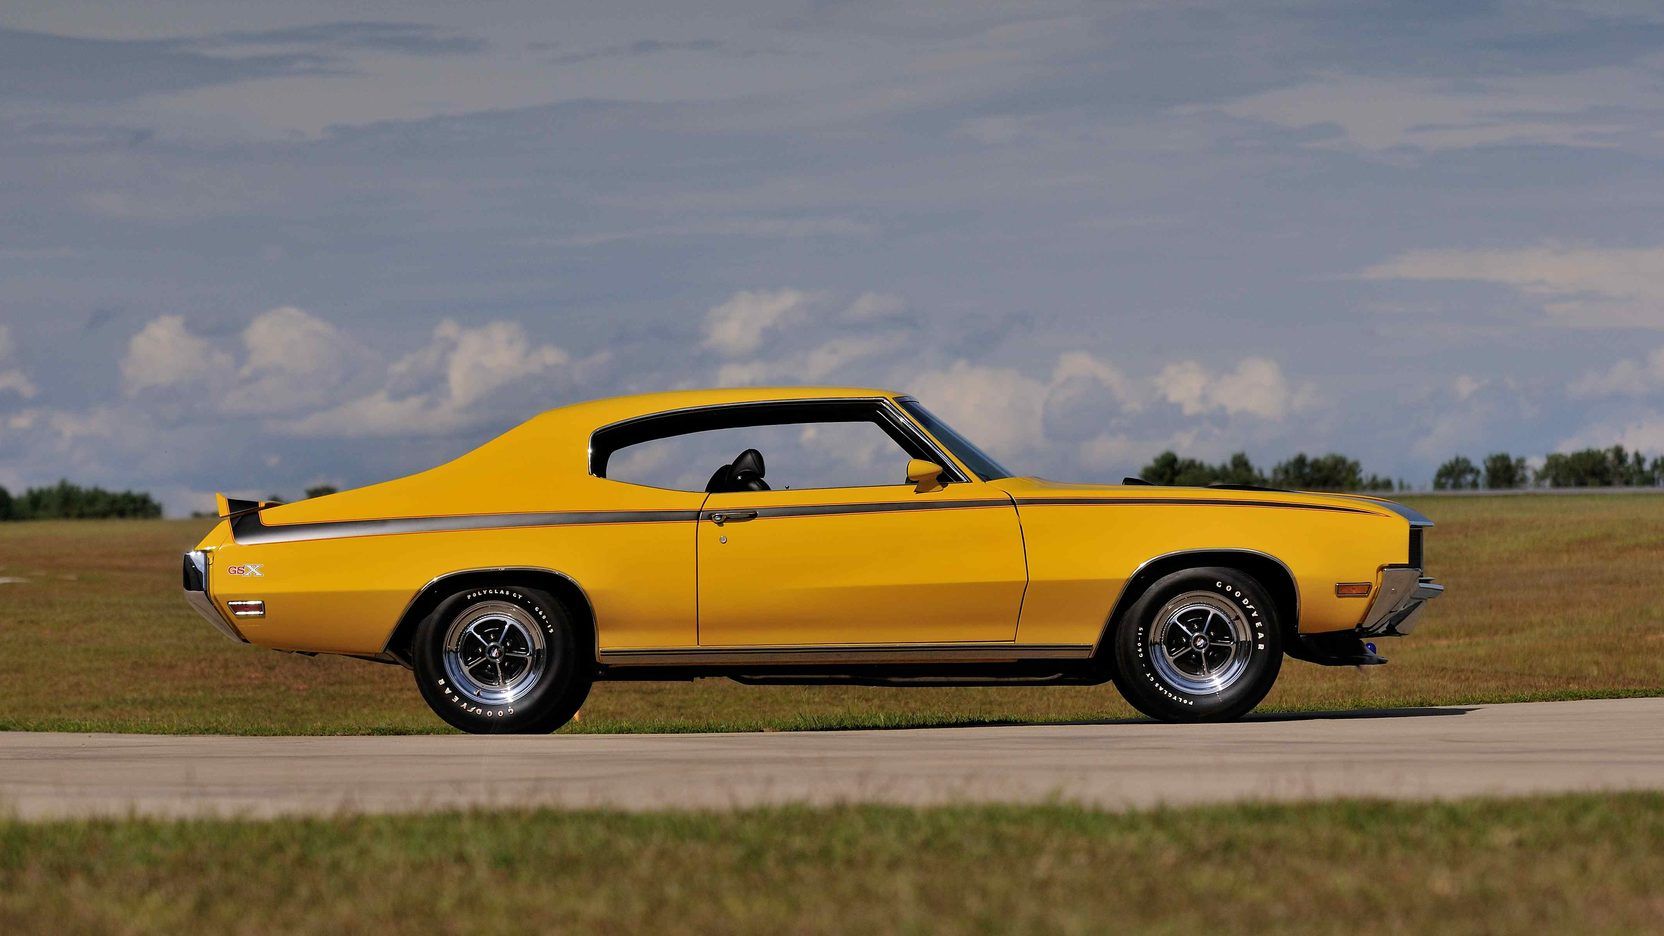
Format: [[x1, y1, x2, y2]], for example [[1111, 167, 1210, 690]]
[[697, 471, 1027, 647]]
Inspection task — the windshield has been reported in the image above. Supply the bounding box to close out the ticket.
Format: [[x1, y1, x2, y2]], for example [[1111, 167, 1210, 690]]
[[897, 398, 1015, 481]]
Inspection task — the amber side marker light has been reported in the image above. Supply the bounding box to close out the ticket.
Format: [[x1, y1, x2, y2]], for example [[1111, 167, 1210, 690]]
[[1335, 583, 1373, 599], [227, 600, 266, 618]]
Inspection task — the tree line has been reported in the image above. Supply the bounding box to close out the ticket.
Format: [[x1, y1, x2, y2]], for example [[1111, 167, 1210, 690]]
[[0, 480, 163, 521], [1432, 446, 1664, 490], [0, 480, 342, 521], [1140, 451, 1396, 491], [1141, 445, 1664, 491], [5, 448, 1660, 521]]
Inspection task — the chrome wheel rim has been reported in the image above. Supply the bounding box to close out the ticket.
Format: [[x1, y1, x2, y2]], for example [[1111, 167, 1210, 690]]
[[1149, 591, 1254, 695], [442, 601, 547, 706]]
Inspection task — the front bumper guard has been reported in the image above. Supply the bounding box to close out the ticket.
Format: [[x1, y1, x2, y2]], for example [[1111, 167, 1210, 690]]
[[183, 550, 248, 644], [1361, 567, 1443, 637]]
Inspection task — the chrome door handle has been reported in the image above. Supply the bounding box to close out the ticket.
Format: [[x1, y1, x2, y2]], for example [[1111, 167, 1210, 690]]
[[710, 510, 757, 526]]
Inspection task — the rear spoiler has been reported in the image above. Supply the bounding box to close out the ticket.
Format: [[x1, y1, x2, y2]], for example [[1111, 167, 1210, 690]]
[[215, 493, 281, 519]]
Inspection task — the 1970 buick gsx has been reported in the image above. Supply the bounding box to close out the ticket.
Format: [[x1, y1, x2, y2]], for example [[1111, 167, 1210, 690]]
[[183, 387, 1441, 733]]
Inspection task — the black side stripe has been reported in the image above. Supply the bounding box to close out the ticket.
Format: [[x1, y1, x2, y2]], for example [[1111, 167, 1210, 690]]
[[232, 499, 1014, 545], [232, 509, 703, 546], [1012, 497, 1377, 516], [231, 494, 1377, 546]]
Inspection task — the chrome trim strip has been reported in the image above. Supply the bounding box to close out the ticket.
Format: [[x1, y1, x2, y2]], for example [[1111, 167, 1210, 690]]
[[599, 643, 1095, 667], [587, 396, 973, 486], [589, 397, 895, 444], [181, 550, 248, 644], [877, 397, 974, 484], [1014, 497, 1376, 516], [697, 498, 1008, 522]]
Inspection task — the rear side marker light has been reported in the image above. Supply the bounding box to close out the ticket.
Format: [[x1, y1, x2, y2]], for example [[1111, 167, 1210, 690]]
[[1335, 583, 1372, 598], [227, 600, 266, 618]]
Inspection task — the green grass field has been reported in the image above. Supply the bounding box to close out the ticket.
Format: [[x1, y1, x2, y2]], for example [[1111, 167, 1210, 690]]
[[0, 494, 1660, 735], [4, 499, 1661, 934], [3, 793, 1662, 933]]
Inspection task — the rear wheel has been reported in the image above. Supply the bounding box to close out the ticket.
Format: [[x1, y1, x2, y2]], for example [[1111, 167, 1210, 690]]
[[412, 586, 591, 734], [1110, 567, 1282, 722]]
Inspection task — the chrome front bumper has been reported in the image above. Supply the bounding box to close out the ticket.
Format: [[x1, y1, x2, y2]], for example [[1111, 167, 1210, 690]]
[[182, 550, 248, 644], [1360, 567, 1443, 637]]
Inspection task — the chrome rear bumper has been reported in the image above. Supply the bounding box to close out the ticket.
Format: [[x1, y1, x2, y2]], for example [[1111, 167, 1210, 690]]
[[183, 550, 248, 644], [1361, 567, 1443, 637]]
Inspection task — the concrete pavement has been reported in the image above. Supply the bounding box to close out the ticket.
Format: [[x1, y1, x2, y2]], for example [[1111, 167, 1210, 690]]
[[2, 697, 1661, 820]]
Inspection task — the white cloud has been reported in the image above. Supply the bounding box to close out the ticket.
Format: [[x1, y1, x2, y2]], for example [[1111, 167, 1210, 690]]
[[1078, 427, 1203, 474], [909, 360, 1048, 457], [1153, 361, 1210, 415], [117, 306, 371, 417], [704, 289, 917, 386], [1559, 415, 1664, 454], [0, 372, 35, 399], [0, 325, 37, 400], [1452, 375, 1485, 402], [797, 420, 889, 473], [221, 306, 365, 416], [1155, 357, 1307, 420], [553, 217, 877, 247], [1052, 351, 1138, 402], [105, 309, 594, 445], [844, 292, 908, 320], [911, 352, 1145, 462], [1409, 374, 1540, 461], [1218, 71, 1637, 154], [1569, 346, 1664, 398], [120, 315, 234, 395], [1412, 400, 1495, 462], [910, 352, 1315, 474], [702, 289, 817, 357], [716, 334, 897, 387], [279, 319, 575, 438], [704, 321, 1290, 480], [1043, 351, 1141, 442], [276, 390, 437, 439], [1361, 244, 1664, 328], [425, 319, 569, 410]]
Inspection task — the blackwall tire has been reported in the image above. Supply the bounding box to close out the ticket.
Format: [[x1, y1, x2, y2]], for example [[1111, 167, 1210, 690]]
[[1110, 567, 1282, 723], [412, 586, 592, 734]]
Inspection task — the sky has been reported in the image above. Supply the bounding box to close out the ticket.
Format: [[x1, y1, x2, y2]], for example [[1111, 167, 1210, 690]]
[[5, 0, 1664, 513]]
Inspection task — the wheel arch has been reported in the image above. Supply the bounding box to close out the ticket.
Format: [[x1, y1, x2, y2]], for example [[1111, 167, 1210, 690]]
[[382, 567, 598, 669], [1094, 549, 1299, 657]]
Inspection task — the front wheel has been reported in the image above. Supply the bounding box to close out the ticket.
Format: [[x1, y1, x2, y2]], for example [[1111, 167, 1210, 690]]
[[412, 586, 592, 734], [1109, 567, 1282, 722]]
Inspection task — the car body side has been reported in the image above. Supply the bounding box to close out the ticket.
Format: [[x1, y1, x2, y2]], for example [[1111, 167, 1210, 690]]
[[189, 386, 1421, 662]]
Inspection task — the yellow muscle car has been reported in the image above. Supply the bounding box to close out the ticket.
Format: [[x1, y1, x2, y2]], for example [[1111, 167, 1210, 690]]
[[182, 387, 1441, 733]]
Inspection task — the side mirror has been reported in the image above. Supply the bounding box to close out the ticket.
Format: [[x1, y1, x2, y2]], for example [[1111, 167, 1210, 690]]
[[906, 458, 946, 494]]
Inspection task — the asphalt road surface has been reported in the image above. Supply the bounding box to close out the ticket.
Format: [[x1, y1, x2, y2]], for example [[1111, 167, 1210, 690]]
[[3, 698, 1662, 820]]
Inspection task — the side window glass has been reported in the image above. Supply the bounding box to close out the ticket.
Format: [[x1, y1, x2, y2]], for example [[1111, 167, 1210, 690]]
[[606, 421, 911, 492]]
